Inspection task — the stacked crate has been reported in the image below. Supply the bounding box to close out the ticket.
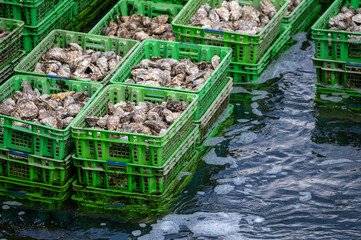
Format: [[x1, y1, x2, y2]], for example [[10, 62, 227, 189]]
[[171, 0, 320, 83], [0, 75, 103, 208], [0, 18, 25, 83], [0, 0, 76, 52], [312, 0, 361, 90]]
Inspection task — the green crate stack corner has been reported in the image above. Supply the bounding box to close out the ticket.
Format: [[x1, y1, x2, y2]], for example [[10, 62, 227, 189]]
[[71, 135, 201, 214], [110, 39, 232, 120], [0, 148, 74, 186], [0, 18, 24, 71], [313, 57, 361, 89], [71, 84, 198, 165], [283, 0, 321, 35], [89, 0, 184, 36], [172, 0, 289, 65], [0, 51, 26, 83], [228, 23, 292, 83], [21, 0, 76, 52], [15, 29, 139, 85], [194, 77, 233, 145], [66, 0, 117, 32], [72, 126, 198, 194], [312, 0, 361, 90], [0, 175, 76, 210], [0, 75, 103, 160], [0, 0, 63, 27]]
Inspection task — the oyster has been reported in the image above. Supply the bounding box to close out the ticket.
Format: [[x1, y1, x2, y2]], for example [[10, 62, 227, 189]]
[[190, 0, 278, 36], [87, 100, 189, 136], [33, 46, 123, 81], [127, 56, 220, 91], [328, 5, 361, 38], [0, 29, 9, 40], [0, 82, 89, 129], [101, 13, 175, 41]]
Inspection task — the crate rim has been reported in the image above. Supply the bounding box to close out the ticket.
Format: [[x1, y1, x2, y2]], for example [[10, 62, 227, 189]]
[[110, 38, 233, 94], [71, 84, 199, 139], [0, 17, 24, 45], [89, 0, 185, 35], [0, 75, 103, 134], [172, 0, 290, 40], [14, 29, 140, 85]]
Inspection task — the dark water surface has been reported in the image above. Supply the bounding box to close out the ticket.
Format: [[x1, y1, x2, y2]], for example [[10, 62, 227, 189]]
[[0, 33, 360, 239]]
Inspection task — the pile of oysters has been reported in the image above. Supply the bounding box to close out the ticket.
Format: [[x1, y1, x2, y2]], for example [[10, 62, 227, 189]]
[[329, 5, 361, 39], [33, 43, 123, 81], [0, 82, 90, 129], [285, 0, 302, 16], [85, 100, 188, 136], [124, 55, 220, 91], [0, 29, 9, 40], [189, 0, 277, 35], [101, 14, 175, 41]]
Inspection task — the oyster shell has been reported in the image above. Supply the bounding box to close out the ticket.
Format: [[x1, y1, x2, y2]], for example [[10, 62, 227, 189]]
[[328, 5, 361, 36]]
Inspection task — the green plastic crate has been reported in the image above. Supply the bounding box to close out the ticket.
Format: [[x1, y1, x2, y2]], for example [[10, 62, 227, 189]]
[[283, 0, 319, 34], [194, 77, 232, 145], [89, 0, 183, 36], [312, 0, 361, 63], [0, 175, 74, 208], [72, 84, 198, 166], [0, 18, 24, 70], [172, 0, 288, 64], [73, 126, 198, 194], [0, 0, 62, 26], [142, 0, 188, 5], [0, 50, 26, 83], [228, 23, 291, 83], [0, 149, 73, 185], [16, 29, 139, 84], [20, 0, 75, 52], [110, 39, 232, 120], [71, 148, 200, 214], [313, 57, 361, 89], [0, 75, 102, 160]]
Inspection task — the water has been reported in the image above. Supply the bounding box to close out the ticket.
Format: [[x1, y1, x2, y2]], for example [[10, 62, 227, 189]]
[[1, 33, 361, 239]]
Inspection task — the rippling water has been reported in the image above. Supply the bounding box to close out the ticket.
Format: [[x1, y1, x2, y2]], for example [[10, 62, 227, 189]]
[[1, 33, 361, 240]]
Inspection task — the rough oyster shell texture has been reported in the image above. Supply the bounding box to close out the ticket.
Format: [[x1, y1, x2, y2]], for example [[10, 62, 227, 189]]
[[33, 43, 123, 81], [285, 0, 303, 16], [190, 0, 277, 35], [329, 5, 361, 39], [101, 14, 175, 41], [0, 81, 89, 130], [124, 55, 220, 91], [85, 100, 188, 136]]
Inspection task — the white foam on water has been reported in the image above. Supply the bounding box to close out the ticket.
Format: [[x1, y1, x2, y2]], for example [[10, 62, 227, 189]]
[[203, 149, 238, 168], [214, 184, 235, 195], [140, 212, 243, 239], [267, 166, 283, 174], [317, 159, 353, 166], [299, 192, 312, 202], [132, 230, 142, 237], [225, 126, 253, 137], [252, 109, 263, 116], [251, 102, 259, 109], [3, 201, 22, 206], [2, 205, 10, 210], [203, 137, 226, 146], [320, 94, 343, 103], [237, 132, 258, 144], [178, 172, 192, 180], [197, 191, 205, 195], [245, 215, 265, 225], [238, 119, 250, 123], [139, 223, 146, 228], [18, 211, 25, 216], [100, 223, 106, 226], [232, 87, 250, 94], [217, 177, 246, 185]]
